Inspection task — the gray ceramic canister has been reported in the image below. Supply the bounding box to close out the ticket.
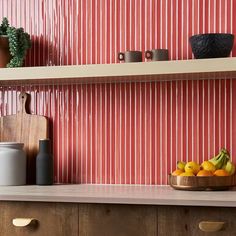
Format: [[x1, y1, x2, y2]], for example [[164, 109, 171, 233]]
[[0, 142, 26, 186]]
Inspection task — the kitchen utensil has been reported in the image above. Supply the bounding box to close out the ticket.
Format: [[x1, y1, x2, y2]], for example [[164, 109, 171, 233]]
[[168, 174, 235, 190], [189, 33, 234, 59], [0, 92, 48, 184]]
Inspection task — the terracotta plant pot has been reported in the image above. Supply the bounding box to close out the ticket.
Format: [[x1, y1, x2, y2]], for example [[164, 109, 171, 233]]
[[0, 36, 11, 67]]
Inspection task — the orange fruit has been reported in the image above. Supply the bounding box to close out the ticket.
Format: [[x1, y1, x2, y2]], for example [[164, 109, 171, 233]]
[[171, 169, 184, 176], [179, 172, 195, 176], [197, 170, 213, 176], [213, 169, 230, 176]]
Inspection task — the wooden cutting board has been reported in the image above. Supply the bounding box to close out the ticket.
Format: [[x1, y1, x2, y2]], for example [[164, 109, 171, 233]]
[[0, 92, 48, 184]]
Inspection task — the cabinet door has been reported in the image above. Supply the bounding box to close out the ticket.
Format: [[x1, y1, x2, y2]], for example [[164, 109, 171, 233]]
[[79, 203, 157, 236], [0, 201, 79, 236], [157, 205, 236, 236]]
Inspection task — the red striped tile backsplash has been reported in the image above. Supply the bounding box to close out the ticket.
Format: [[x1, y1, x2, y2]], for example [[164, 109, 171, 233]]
[[1, 79, 236, 185], [0, 1, 236, 184]]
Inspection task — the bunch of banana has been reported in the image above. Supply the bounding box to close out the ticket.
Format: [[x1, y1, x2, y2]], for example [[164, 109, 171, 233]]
[[209, 148, 235, 175], [209, 148, 230, 169]]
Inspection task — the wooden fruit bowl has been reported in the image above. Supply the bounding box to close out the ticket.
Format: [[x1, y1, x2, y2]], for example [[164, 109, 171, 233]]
[[168, 174, 236, 191]]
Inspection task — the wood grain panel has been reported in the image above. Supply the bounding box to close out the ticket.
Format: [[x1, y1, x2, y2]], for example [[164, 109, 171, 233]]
[[0, 201, 79, 236], [79, 203, 157, 236], [1, 201, 236, 236], [157, 205, 236, 236]]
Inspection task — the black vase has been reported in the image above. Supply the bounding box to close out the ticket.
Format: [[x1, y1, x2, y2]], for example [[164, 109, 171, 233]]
[[36, 139, 53, 185]]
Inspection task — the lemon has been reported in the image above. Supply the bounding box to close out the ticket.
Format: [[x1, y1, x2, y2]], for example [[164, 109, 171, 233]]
[[184, 161, 200, 175], [177, 161, 186, 171], [201, 161, 216, 173]]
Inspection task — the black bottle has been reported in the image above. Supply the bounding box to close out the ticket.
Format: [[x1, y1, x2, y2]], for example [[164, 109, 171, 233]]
[[36, 139, 53, 185]]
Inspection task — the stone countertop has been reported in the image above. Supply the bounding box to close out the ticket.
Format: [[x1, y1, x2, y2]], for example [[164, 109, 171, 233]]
[[0, 184, 235, 207]]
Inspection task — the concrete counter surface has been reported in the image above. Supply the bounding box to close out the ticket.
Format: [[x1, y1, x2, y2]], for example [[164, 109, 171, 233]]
[[0, 184, 235, 207]]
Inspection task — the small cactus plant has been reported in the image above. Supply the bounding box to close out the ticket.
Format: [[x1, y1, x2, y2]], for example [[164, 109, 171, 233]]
[[0, 17, 31, 67]]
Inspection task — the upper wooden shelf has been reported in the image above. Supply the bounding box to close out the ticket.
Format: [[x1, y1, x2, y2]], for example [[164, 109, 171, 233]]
[[0, 57, 235, 85]]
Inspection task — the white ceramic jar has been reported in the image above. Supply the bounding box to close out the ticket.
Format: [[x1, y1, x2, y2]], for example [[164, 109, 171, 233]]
[[0, 142, 26, 185]]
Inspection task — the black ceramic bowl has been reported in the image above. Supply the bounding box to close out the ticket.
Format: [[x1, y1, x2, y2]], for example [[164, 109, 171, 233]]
[[189, 33, 234, 59]]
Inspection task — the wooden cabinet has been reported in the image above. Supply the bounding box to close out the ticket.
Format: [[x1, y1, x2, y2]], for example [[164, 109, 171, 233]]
[[79, 204, 157, 236], [0, 201, 235, 236], [80, 204, 236, 236], [0, 202, 79, 236], [158, 205, 236, 236], [0, 202, 156, 236]]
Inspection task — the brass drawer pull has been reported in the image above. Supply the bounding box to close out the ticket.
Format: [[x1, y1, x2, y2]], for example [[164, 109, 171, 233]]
[[199, 221, 225, 232], [12, 218, 36, 227]]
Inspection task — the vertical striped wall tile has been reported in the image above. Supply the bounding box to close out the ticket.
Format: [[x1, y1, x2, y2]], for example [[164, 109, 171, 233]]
[[0, 1, 236, 184], [0, 0, 235, 65], [1, 79, 236, 185]]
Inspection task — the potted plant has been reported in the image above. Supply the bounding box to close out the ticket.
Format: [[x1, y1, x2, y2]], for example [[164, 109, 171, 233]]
[[0, 17, 31, 67]]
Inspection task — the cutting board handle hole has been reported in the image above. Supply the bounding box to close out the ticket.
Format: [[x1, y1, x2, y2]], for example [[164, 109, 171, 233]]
[[19, 92, 30, 114]]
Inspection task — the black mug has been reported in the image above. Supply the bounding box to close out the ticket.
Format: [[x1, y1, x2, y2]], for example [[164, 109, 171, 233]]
[[118, 51, 142, 62], [145, 49, 169, 61]]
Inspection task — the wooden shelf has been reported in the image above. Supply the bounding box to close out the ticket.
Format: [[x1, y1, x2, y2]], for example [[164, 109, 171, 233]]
[[0, 57, 236, 85]]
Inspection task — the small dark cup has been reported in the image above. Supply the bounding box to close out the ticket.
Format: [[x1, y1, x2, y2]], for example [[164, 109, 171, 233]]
[[145, 49, 169, 61], [118, 51, 142, 62]]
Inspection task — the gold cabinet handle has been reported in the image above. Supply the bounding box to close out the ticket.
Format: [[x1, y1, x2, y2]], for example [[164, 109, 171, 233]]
[[199, 221, 225, 232], [12, 218, 36, 227]]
